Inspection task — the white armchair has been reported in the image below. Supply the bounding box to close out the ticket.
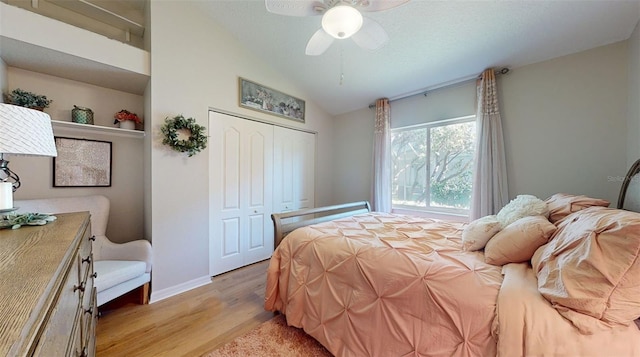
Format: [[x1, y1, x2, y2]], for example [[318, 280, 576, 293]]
[[14, 195, 152, 307]]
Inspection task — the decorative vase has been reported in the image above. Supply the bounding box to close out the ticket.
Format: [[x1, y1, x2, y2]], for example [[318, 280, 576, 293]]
[[72, 105, 94, 124], [119, 120, 136, 130]]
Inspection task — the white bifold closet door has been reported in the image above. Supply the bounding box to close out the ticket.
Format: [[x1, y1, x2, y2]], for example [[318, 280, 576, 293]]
[[209, 112, 274, 276], [209, 111, 316, 276], [273, 126, 315, 213]]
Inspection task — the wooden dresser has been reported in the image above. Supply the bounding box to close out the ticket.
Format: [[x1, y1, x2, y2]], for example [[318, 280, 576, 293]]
[[0, 212, 97, 357]]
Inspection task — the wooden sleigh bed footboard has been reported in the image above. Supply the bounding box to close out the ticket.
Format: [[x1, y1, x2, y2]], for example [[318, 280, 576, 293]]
[[271, 201, 371, 248]]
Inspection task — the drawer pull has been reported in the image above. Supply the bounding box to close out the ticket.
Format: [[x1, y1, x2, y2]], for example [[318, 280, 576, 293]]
[[82, 256, 92, 264], [73, 282, 85, 293], [91, 272, 98, 279], [89, 235, 96, 242]]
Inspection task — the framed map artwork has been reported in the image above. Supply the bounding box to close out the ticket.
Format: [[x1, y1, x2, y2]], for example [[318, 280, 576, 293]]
[[53, 137, 112, 187]]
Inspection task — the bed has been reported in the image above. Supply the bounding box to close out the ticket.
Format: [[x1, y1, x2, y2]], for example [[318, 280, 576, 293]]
[[264, 161, 640, 356]]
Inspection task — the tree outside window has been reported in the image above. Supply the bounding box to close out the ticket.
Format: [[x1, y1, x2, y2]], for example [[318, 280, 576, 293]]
[[391, 116, 476, 215]]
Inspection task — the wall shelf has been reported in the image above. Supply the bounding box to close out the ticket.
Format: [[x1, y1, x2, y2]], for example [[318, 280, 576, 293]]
[[52, 120, 145, 138], [0, 2, 150, 95]]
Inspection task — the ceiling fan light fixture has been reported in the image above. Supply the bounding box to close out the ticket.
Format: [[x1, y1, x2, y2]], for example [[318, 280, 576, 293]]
[[321, 5, 363, 39]]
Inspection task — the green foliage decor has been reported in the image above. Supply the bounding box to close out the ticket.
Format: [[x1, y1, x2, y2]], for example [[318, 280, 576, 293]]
[[4, 88, 53, 109], [160, 115, 208, 157], [0, 213, 57, 230]]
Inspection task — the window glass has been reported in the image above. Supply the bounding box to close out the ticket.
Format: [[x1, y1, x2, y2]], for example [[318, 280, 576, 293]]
[[391, 116, 476, 215]]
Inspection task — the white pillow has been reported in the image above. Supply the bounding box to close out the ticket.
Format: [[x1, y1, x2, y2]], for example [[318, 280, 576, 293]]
[[462, 215, 501, 251], [496, 194, 548, 228]]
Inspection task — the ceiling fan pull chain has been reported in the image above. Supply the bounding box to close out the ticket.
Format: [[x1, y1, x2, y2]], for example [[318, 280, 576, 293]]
[[339, 46, 344, 85]]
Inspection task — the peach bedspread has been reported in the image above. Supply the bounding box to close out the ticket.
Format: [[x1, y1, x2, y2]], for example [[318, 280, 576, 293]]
[[264, 213, 503, 356], [495, 263, 640, 356]]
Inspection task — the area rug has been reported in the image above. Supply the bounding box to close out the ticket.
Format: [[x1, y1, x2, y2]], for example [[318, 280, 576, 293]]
[[204, 315, 333, 357]]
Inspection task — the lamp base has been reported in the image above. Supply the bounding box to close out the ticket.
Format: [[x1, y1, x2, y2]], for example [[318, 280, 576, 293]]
[[0, 156, 20, 192]]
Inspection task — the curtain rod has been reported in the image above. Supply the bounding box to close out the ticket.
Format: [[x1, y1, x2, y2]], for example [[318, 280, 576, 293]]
[[368, 67, 510, 109]]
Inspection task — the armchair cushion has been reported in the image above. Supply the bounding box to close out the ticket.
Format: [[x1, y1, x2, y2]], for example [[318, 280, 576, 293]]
[[94, 260, 147, 293]]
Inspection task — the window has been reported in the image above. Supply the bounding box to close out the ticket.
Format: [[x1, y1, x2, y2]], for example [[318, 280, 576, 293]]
[[391, 116, 476, 215]]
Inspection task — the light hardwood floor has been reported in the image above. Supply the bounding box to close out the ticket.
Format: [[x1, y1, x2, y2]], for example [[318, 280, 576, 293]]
[[96, 260, 275, 357]]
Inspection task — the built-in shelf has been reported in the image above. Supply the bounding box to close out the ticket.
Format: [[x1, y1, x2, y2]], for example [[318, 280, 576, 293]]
[[0, 2, 150, 95], [52, 120, 145, 138]]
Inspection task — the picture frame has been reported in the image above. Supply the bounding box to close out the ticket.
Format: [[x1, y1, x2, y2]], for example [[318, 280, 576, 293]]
[[238, 77, 305, 123], [53, 137, 112, 187]]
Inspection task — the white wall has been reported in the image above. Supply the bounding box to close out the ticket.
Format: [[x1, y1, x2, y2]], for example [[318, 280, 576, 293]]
[[0, 5, 5, 93], [501, 41, 628, 203], [0, 57, 6, 95], [6, 67, 145, 243], [391, 82, 476, 129], [332, 107, 374, 204], [148, 1, 335, 301], [628, 21, 640, 166], [333, 40, 630, 208]]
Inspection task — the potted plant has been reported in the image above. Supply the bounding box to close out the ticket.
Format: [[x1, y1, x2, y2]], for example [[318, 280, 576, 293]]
[[113, 109, 142, 130], [4, 88, 52, 110]]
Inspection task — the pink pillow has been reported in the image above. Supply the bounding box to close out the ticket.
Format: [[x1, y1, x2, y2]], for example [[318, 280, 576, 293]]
[[545, 193, 609, 223], [484, 216, 556, 266], [532, 207, 640, 332]]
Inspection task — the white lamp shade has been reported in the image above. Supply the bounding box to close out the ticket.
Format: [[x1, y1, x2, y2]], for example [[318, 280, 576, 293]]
[[0, 103, 57, 157], [322, 5, 363, 39]]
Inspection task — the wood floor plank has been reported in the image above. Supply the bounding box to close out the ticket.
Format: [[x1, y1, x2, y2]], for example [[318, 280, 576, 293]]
[[96, 260, 273, 357]]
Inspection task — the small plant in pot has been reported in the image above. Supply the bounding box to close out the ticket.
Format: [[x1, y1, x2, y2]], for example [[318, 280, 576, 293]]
[[4, 88, 52, 110], [114, 109, 142, 130]]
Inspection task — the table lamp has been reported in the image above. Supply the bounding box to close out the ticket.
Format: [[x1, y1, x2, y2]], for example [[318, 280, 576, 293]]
[[0, 103, 57, 210]]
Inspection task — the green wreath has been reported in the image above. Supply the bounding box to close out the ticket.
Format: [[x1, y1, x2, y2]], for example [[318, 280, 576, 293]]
[[161, 115, 208, 157]]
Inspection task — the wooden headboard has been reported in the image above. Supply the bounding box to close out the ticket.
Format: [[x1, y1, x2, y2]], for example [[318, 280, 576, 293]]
[[271, 201, 371, 248]]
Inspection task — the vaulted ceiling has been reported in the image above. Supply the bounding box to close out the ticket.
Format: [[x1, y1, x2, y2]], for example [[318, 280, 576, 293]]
[[7, 0, 640, 117], [198, 0, 640, 116]]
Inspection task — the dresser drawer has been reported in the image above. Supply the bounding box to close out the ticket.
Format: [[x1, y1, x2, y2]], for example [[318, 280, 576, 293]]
[[31, 214, 93, 357], [82, 287, 98, 357], [31, 257, 82, 356], [76, 231, 93, 293], [68, 308, 83, 357]]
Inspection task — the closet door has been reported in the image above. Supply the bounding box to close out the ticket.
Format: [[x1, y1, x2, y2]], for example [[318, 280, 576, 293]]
[[273, 126, 315, 214], [209, 112, 274, 276]]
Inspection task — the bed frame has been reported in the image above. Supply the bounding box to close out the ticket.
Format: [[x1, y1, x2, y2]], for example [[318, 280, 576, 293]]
[[271, 201, 371, 247], [618, 158, 640, 209]]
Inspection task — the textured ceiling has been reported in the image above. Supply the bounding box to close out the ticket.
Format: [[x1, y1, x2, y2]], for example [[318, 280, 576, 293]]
[[197, 0, 640, 116]]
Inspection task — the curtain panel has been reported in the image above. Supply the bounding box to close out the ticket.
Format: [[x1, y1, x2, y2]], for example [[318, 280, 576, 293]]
[[471, 69, 509, 219], [373, 98, 392, 212]]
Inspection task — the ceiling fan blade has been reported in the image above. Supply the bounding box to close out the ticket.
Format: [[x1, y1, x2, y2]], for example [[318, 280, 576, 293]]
[[357, 0, 409, 12], [351, 17, 389, 50], [305, 29, 335, 55], [265, 0, 325, 16]]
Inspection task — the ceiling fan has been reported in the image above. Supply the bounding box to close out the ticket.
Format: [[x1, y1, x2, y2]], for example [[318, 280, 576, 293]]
[[265, 0, 409, 55]]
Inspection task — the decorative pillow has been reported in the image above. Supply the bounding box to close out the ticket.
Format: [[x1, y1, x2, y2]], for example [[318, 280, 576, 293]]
[[531, 207, 640, 333], [484, 215, 557, 266], [496, 194, 548, 228], [461, 215, 501, 251], [545, 193, 610, 224]]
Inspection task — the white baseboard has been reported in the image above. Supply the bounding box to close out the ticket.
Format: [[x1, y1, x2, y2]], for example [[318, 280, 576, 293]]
[[149, 275, 212, 303]]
